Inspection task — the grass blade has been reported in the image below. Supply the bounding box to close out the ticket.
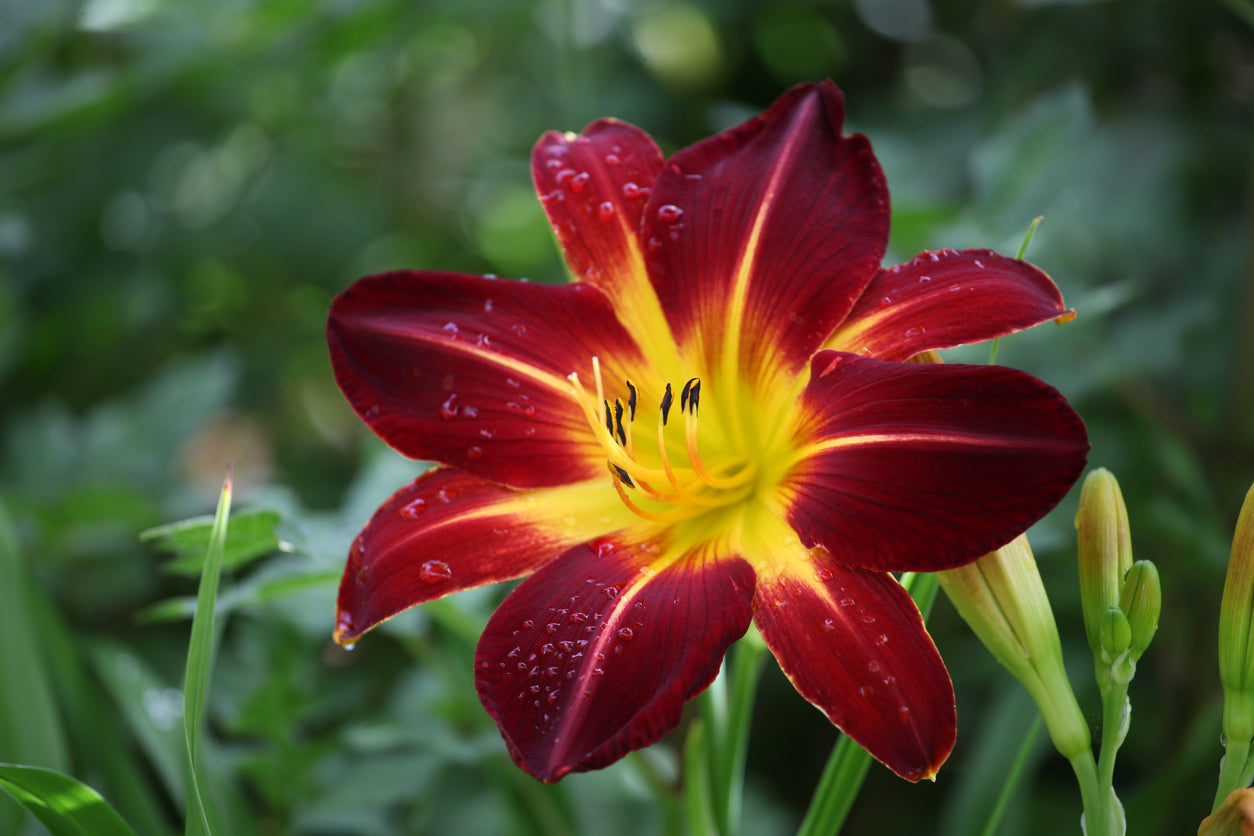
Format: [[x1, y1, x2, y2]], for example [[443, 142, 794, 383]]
[[183, 469, 233, 836], [0, 763, 138, 836]]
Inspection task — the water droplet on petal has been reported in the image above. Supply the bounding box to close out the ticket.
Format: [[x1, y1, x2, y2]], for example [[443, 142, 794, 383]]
[[898, 705, 912, 726], [905, 326, 926, 338], [440, 394, 460, 420], [597, 201, 615, 220], [918, 275, 932, 283], [617, 627, 634, 640], [466, 445, 483, 460], [442, 321, 459, 338], [570, 612, 588, 623], [400, 498, 428, 519], [874, 633, 889, 646], [878, 296, 892, 308], [622, 182, 642, 199], [816, 567, 834, 582], [556, 168, 576, 184], [570, 171, 590, 192], [604, 153, 620, 166], [419, 560, 452, 583], [657, 204, 683, 223]]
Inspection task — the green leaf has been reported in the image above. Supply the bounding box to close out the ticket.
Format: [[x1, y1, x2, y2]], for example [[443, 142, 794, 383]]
[[141, 508, 282, 576], [183, 470, 233, 836], [0, 763, 138, 836]]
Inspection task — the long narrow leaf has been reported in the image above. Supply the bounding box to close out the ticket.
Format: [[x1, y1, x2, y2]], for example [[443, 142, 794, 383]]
[[183, 469, 232, 836], [0, 763, 138, 836]]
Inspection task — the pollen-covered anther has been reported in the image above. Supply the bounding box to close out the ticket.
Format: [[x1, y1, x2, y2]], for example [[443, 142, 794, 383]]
[[569, 358, 756, 523]]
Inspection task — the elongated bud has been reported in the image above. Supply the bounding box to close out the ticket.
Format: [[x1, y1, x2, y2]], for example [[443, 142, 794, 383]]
[[1099, 607, 1131, 662], [1219, 483, 1254, 747], [937, 534, 1091, 760], [1119, 560, 1160, 662], [1075, 468, 1133, 658]]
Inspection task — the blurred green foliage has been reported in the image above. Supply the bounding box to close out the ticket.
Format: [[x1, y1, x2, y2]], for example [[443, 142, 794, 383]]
[[1, 0, 1251, 833]]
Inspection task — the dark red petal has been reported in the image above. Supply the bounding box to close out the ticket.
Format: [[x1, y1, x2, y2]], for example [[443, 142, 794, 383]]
[[533, 120, 663, 293], [785, 351, 1088, 573], [644, 81, 888, 377], [335, 468, 633, 644], [328, 271, 648, 488], [829, 249, 1073, 361], [753, 559, 955, 781], [474, 539, 756, 782]]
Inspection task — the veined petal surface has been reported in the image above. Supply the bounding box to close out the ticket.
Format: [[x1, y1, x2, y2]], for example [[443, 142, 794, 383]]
[[753, 556, 954, 781], [644, 81, 888, 379], [785, 351, 1088, 573], [475, 539, 756, 782], [533, 121, 675, 360], [336, 468, 635, 644], [829, 249, 1072, 361], [328, 271, 647, 488]]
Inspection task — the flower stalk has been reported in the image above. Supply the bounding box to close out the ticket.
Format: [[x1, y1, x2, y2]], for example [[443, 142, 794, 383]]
[[1215, 482, 1254, 809]]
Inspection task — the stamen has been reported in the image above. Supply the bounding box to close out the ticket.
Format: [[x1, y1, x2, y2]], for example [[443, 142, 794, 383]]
[[625, 380, 638, 420], [608, 462, 635, 488], [603, 400, 613, 437], [660, 383, 674, 426], [680, 377, 698, 413], [613, 399, 626, 446]]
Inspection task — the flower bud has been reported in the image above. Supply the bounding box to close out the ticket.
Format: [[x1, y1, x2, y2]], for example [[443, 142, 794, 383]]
[[938, 533, 1091, 760], [1099, 607, 1131, 663], [1198, 787, 1254, 836], [1219, 483, 1254, 747], [1119, 560, 1160, 663], [1075, 468, 1133, 659]]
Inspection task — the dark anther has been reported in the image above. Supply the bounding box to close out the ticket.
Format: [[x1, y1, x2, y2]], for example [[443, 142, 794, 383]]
[[609, 462, 635, 488], [613, 399, 626, 446], [603, 400, 613, 436], [680, 377, 700, 413], [660, 383, 674, 425], [625, 380, 638, 420]]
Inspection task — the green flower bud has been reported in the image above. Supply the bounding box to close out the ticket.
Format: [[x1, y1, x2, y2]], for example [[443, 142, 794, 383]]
[[938, 533, 1091, 760], [1219, 483, 1254, 747], [1075, 468, 1133, 659], [1119, 560, 1160, 662], [1099, 607, 1131, 663]]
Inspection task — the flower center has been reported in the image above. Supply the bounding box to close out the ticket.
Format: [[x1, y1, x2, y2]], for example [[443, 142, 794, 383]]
[[569, 357, 759, 527]]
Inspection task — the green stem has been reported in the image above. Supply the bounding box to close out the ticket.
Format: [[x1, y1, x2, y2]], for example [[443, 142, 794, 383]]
[[1095, 677, 1129, 793], [722, 637, 767, 836], [978, 715, 1042, 836], [1214, 737, 1253, 810], [1069, 751, 1123, 836], [684, 721, 717, 836]]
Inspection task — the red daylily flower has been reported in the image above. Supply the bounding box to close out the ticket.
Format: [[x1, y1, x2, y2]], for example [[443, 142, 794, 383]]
[[328, 81, 1088, 783]]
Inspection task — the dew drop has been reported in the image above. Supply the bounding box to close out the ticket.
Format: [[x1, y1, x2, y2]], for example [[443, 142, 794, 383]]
[[400, 498, 428, 519], [622, 182, 643, 199], [545, 622, 560, 634], [570, 171, 590, 192], [595, 540, 616, 558], [466, 445, 483, 460], [823, 619, 836, 630], [878, 296, 892, 308], [859, 685, 874, 697], [837, 596, 855, 608], [442, 321, 460, 338], [437, 486, 458, 503], [617, 627, 635, 640], [874, 633, 889, 646], [592, 667, 605, 676], [905, 326, 926, 338], [419, 560, 452, 583], [604, 153, 620, 166], [597, 201, 615, 220], [484, 298, 494, 312], [898, 705, 912, 726], [522, 619, 534, 630], [604, 585, 619, 599], [545, 158, 563, 170], [562, 514, 577, 527], [647, 236, 663, 252], [570, 612, 588, 623], [341, 642, 356, 651], [657, 204, 683, 223], [973, 259, 985, 269], [523, 496, 538, 510], [556, 168, 576, 184], [816, 567, 834, 582], [918, 275, 932, 283], [440, 394, 460, 420]]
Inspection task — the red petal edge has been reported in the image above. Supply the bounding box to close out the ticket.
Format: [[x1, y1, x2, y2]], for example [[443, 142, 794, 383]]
[[475, 541, 756, 781], [753, 559, 955, 781], [786, 350, 1088, 573], [337, 469, 575, 644], [830, 248, 1071, 361]]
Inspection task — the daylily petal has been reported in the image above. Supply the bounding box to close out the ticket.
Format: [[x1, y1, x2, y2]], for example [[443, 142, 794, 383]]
[[644, 81, 888, 379], [785, 350, 1088, 573], [753, 555, 955, 781], [328, 270, 649, 487], [828, 249, 1072, 361], [533, 121, 676, 362], [475, 538, 756, 781], [336, 468, 635, 644]]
